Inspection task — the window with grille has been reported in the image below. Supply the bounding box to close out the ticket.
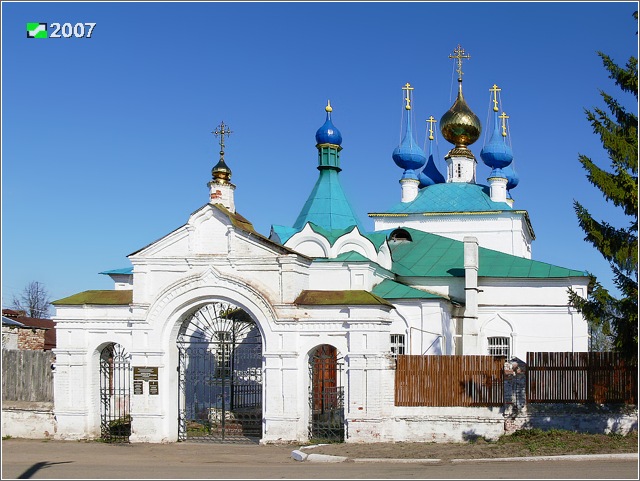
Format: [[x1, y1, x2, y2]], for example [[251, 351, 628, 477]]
[[488, 336, 510, 357], [390, 334, 405, 359]]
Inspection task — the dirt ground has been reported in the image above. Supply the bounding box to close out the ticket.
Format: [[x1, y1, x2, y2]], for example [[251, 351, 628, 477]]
[[301, 430, 639, 460]]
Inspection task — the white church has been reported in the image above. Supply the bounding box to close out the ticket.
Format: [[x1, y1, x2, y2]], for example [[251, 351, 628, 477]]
[[51, 45, 590, 444]]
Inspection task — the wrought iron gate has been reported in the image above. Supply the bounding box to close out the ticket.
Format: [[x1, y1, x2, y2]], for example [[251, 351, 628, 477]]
[[100, 343, 131, 442], [309, 344, 345, 442], [177, 302, 263, 442]]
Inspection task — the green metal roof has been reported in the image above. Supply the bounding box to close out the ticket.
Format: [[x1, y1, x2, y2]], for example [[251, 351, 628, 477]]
[[371, 183, 511, 215], [390, 228, 588, 279], [293, 168, 364, 232], [294, 290, 395, 308], [372, 279, 447, 300], [313, 251, 372, 263], [99, 268, 133, 275], [52, 290, 133, 306]]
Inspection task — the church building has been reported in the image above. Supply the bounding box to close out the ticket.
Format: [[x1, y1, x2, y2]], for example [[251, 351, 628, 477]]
[[51, 45, 590, 444]]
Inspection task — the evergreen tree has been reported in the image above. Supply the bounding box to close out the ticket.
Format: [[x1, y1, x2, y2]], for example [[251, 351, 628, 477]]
[[569, 11, 638, 362]]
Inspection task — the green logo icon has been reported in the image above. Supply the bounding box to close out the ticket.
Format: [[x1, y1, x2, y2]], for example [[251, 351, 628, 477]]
[[27, 23, 47, 38]]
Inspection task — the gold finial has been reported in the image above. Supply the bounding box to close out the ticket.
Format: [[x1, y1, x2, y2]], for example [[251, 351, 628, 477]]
[[449, 44, 470, 81], [426, 116, 437, 140], [213, 121, 233, 157], [325, 100, 332, 113], [490, 84, 501, 112], [499, 111, 509, 137], [402, 82, 414, 110]]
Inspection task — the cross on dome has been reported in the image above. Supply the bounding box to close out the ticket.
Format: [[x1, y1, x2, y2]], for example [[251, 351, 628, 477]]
[[449, 44, 470, 80]]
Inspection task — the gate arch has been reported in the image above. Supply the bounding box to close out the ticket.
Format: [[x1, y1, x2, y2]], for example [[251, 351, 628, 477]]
[[177, 301, 263, 442], [308, 344, 345, 442], [99, 342, 131, 442]]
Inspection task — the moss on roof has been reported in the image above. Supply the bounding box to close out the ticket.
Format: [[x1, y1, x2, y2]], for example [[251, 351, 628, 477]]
[[52, 290, 133, 306], [294, 290, 395, 308], [372, 279, 447, 301]]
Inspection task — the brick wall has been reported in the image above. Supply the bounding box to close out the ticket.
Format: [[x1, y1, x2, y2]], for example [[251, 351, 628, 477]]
[[17, 328, 46, 350]]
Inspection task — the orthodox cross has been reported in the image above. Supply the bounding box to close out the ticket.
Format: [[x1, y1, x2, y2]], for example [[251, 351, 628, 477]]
[[490, 84, 501, 112], [499, 112, 509, 137], [426, 116, 437, 140], [449, 44, 470, 80], [213, 121, 233, 155], [402, 82, 414, 110]]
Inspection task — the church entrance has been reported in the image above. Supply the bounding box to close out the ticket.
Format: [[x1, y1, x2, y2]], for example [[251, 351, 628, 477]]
[[99, 343, 131, 442], [177, 302, 263, 443], [309, 344, 345, 442]]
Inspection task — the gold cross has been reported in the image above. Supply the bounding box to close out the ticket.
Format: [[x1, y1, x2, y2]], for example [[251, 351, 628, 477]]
[[402, 82, 414, 110], [499, 112, 509, 137], [449, 44, 470, 80], [426, 116, 437, 140], [490, 84, 501, 112], [212, 121, 233, 153]]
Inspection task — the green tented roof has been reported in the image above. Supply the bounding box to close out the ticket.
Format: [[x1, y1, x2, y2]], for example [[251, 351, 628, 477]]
[[372, 279, 446, 300], [293, 169, 364, 232], [294, 290, 395, 308], [270, 222, 388, 253], [390, 228, 588, 279], [52, 290, 133, 306]]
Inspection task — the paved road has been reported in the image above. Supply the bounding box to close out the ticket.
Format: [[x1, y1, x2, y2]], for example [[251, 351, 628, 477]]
[[1, 439, 637, 479]]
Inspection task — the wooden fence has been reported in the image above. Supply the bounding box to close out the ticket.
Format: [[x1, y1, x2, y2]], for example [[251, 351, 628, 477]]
[[2, 350, 54, 402], [527, 352, 637, 404], [395, 355, 505, 407]]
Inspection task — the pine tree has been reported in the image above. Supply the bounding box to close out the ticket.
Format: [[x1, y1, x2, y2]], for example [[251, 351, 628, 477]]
[[568, 11, 638, 362]]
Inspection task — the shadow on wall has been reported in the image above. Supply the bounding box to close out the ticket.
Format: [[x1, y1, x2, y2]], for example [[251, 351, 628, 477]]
[[516, 404, 638, 435]]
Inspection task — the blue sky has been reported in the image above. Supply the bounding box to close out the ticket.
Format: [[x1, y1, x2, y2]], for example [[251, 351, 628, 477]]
[[2, 1, 637, 309]]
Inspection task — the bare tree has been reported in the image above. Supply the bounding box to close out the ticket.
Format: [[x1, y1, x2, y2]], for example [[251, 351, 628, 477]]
[[11, 281, 52, 318]]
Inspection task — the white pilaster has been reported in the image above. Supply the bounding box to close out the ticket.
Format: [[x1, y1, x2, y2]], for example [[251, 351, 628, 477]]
[[208, 180, 236, 213], [488, 175, 508, 203], [400, 178, 420, 203]]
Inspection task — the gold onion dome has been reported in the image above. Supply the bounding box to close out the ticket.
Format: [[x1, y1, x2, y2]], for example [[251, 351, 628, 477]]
[[212, 157, 232, 184], [439, 85, 481, 157]]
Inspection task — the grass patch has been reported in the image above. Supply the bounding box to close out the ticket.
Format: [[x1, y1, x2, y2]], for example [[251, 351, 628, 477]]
[[496, 429, 638, 456]]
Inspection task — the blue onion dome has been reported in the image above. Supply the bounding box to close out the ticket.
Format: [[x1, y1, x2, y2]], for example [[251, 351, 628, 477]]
[[393, 118, 427, 171], [503, 163, 519, 190], [480, 112, 513, 169], [315, 100, 342, 146], [419, 152, 446, 188], [488, 167, 507, 180]]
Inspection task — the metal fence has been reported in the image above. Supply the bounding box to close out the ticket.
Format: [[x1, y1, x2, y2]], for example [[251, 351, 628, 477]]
[[2, 349, 54, 402], [527, 352, 637, 404], [395, 355, 505, 407]]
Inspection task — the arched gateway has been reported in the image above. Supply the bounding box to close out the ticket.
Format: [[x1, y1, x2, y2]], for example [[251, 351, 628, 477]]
[[177, 301, 263, 442]]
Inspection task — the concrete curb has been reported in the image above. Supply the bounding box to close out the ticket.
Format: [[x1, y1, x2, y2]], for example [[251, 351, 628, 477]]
[[450, 452, 639, 463], [292, 449, 639, 464]]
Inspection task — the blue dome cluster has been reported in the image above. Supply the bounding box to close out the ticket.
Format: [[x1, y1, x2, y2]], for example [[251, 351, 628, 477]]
[[503, 164, 519, 190], [480, 120, 513, 169], [480, 113, 513, 170], [393, 120, 426, 171], [419, 155, 446, 187], [316, 111, 342, 146]]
